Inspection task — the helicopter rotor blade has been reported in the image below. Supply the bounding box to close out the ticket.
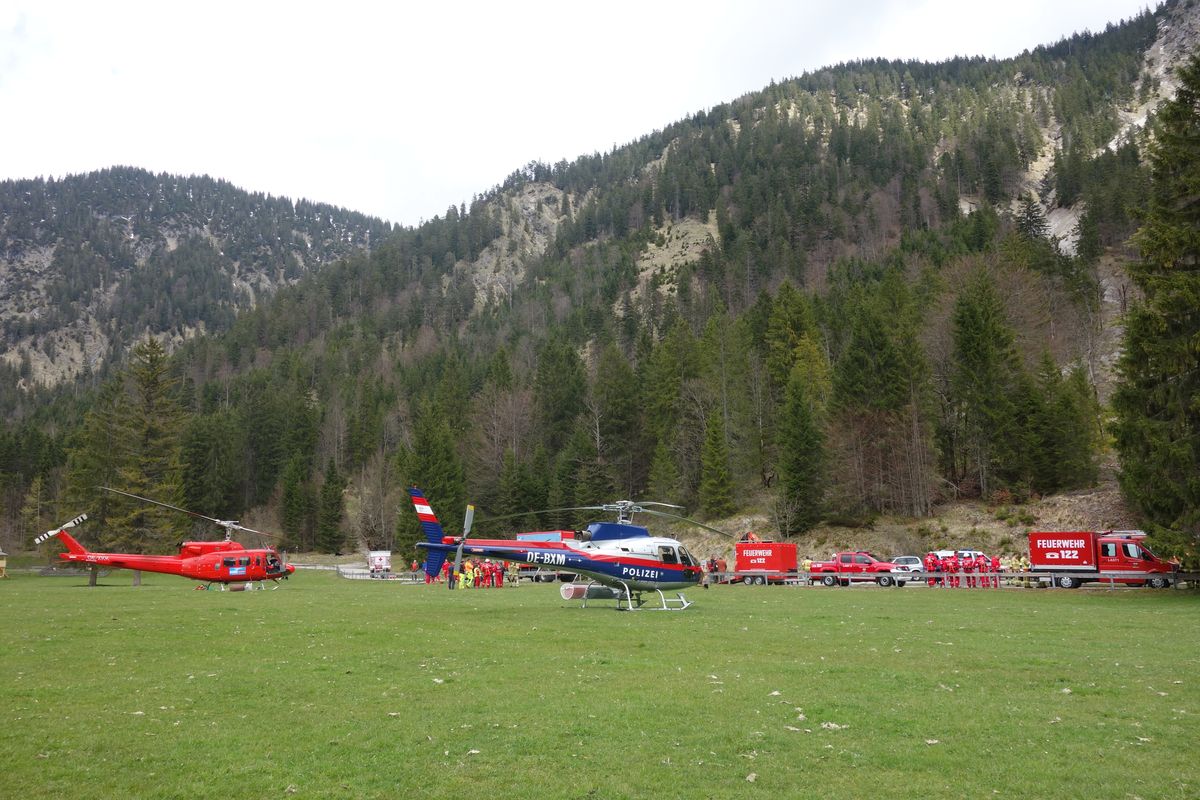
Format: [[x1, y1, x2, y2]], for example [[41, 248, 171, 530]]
[[474, 506, 607, 526], [99, 486, 280, 539], [637, 508, 734, 537], [634, 501, 686, 511], [463, 505, 475, 537]]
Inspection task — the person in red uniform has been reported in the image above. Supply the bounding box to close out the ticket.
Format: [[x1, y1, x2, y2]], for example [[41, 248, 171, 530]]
[[990, 554, 1001, 588], [948, 553, 960, 588], [974, 554, 988, 589], [441, 560, 451, 586], [924, 552, 937, 587]]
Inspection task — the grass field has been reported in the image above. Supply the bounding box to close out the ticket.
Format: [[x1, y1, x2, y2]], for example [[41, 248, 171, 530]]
[[2, 571, 1197, 799]]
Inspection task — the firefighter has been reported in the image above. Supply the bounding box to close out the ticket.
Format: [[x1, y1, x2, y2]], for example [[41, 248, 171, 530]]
[[990, 554, 1002, 588], [924, 552, 938, 587], [948, 553, 960, 588]]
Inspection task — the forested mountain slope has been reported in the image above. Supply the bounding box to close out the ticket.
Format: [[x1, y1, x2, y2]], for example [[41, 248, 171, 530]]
[[0, 167, 391, 388], [4, 1, 1198, 565]]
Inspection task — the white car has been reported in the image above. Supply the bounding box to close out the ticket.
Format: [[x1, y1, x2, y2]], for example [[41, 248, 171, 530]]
[[890, 555, 923, 574]]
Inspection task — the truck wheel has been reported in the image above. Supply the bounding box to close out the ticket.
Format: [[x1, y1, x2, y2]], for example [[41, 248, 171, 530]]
[[821, 575, 837, 587], [743, 576, 754, 585], [877, 575, 895, 588], [754, 575, 766, 585], [1147, 576, 1169, 589], [1056, 575, 1080, 589], [898, 581, 907, 588]]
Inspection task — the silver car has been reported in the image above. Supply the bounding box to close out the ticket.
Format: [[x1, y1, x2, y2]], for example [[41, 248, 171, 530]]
[[890, 555, 923, 575]]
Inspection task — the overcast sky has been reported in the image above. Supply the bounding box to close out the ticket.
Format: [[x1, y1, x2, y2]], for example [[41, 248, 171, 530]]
[[1, 0, 1154, 227]]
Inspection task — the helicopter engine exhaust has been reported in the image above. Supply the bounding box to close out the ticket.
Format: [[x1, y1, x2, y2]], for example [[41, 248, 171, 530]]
[[561, 584, 620, 601]]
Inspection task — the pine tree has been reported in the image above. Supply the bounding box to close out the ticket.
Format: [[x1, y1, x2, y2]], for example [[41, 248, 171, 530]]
[[20, 474, 50, 549], [106, 338, 188, 553], [1112, 55, 1200, 563], [63, 378, 128, 539], [394, 401, 467, 559], [647, 439, 682, 502], [698, 412, 735, 519], [1016, 194, 1050, 241], [950, 272, 1024, 498], [776, 367, 824, 534], [316, 459, 346, 554], [280, 455, 314, 551]]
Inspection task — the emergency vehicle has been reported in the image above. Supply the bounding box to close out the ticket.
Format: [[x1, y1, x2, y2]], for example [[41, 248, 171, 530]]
[[726, 541, 798, 584], [1028, 530, 1176, 588], [809, 551, 905, 587]]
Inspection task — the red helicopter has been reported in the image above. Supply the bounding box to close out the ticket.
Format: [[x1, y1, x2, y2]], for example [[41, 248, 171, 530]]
[[34, 488, 295, 590]]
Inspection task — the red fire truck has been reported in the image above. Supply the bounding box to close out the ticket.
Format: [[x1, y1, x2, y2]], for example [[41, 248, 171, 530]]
[[726, 541, 798, 585], [1028, 530, 1176, 588]]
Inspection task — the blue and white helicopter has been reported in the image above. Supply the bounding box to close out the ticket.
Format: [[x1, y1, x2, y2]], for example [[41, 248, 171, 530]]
[[410, 487, 724, 611]]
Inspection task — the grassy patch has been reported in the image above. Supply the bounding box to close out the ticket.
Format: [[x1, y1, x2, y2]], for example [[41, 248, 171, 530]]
[[2, 573, 1197, 798]]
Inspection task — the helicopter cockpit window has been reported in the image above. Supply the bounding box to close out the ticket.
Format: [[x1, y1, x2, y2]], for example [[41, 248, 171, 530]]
[[659, 546, 679, 564], [677, 546, 697, 567]]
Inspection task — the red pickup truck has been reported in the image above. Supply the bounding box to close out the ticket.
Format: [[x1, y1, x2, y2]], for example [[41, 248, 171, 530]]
[[810, 552, 905, 587]]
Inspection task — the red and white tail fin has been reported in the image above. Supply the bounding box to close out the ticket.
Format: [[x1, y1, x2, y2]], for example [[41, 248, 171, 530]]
[[34, 513, 88, 555]]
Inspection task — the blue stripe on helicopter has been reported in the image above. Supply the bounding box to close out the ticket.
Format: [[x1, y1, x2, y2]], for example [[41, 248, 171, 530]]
[[416, 542, 698, 587]]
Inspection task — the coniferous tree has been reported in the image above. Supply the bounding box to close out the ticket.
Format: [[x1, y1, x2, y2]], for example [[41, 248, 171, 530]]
[[776, 367, 824, 533], [280, 455, 314, 551], [20, 474, 50, 549], [394, 401, 467, 558], [950, 273, 1024, 498], [63, 378, 128, 538], [316, 459, 346, 554], [647, 439, 682, 502], [1113, 55, 1200, 563], [699, 412, 735, 519], [106, 338, 188, 553]]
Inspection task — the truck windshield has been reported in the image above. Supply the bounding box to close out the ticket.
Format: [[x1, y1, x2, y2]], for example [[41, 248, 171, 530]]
[[1125, 542, 1158, 561]]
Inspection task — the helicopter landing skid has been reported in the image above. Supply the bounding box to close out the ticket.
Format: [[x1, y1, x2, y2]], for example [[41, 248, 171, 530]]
[[603, 582, 691, 611]]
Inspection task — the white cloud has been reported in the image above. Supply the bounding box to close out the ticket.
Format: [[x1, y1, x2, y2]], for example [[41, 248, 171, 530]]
[[0, 0, 1154, 225]]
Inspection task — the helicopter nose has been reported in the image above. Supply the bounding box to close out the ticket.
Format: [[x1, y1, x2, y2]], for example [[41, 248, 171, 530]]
[[286, 564, 296, 575]]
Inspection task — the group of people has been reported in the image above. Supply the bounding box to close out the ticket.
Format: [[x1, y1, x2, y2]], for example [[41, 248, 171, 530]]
[[412, 558, 518, 588], [921, 552, 1004, 588]]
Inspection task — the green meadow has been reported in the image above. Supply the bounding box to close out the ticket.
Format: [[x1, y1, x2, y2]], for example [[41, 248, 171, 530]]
[[2, 571, 1197, 799]]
